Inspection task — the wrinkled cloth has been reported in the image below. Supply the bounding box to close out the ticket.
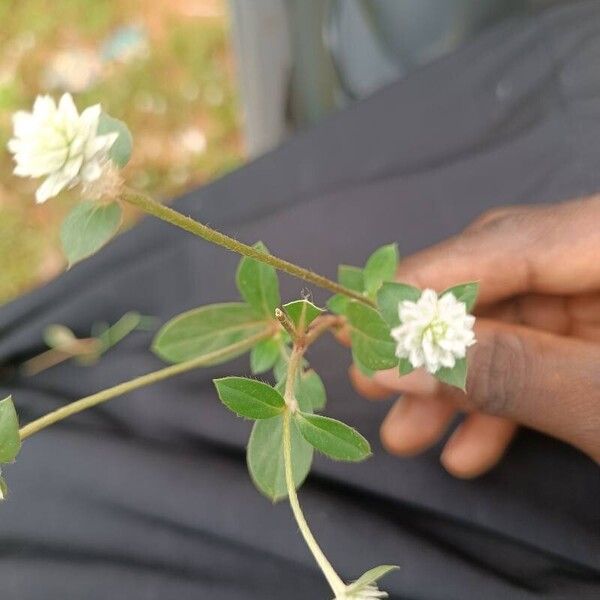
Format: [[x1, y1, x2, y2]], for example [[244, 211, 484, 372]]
[[1, 2, 599, 598]]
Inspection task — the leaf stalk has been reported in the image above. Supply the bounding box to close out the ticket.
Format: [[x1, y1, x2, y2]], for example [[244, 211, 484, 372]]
[[19, 330, 272, 440]]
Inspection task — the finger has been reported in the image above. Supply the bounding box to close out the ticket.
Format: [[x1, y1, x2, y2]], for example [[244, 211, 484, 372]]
[[372, 368, 438, 396], [334, 325, 352, 347], [567, 292, 600, 324], [477, 294, 571, 334], [380, 395, 456, 456], [348, 365, 393, 401], [478, 292, 600, 342], [444, 319, 600, 461], [567, 293, 600, 341], [440, 414, 517, 479], [396, 197, 600, 306]]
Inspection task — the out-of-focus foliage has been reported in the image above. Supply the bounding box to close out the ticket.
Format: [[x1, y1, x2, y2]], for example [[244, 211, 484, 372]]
[[0, 0, 242, 304]]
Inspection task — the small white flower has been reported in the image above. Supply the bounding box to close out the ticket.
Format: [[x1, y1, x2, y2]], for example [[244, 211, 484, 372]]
[[390, 289, 476, 374], [8, 93, 118, 203], [336, 584, 388, 599]]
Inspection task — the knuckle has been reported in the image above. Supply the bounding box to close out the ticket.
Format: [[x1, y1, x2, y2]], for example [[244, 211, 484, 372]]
[[467, 207, 515, 231], [466, 206, 539, 239], [467, 329, 529, 415]]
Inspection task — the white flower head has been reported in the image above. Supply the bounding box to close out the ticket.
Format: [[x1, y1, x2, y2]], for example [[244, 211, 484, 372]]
[[8, 93, 118, 203], [390, 289, 476, 374]]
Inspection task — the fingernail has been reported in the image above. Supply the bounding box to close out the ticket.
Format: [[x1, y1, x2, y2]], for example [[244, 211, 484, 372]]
[[440, 427, 476, 478]]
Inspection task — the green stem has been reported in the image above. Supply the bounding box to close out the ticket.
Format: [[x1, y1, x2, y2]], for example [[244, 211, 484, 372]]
[[19, 329, 272, 441], [281, 339, 346, 597], [283, 346, 304, 411], [121, 189, 374, 308], [283, 410, 345, 597]]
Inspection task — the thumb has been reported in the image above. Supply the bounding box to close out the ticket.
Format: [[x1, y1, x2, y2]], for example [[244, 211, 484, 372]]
[[456, 319, 600, 461]]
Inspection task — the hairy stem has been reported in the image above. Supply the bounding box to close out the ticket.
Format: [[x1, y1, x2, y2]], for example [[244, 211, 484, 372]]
[[281, 335, 346, 597], [122, 189, 374, 307], [283, 346, 304, 411], [19, 329, 272, 440], [283, 410, 345, 596]]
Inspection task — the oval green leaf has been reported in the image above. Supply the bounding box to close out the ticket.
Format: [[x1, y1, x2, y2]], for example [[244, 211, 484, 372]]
[[273, 354, 289, 382], [363, 243, 399, 296], [294, 412, 371, 462], [236, 241, 280, 319], [214, 377, 285, 419], [326, 294, 348, 316], [347, 565, 400, 594], [296, 369, 326, 412], [282, 299, 324, 332], [435, 357, 467, 391], [398, 357, 414, 376], [377, 282, 421, 327], [250, 337, 281, 374], [347, 301, 398, 371], [328, 265, 366, 316], [247, 414, 313, 501], [442, 282, 479, 312], [338, 264, 365, 292], [0, 396, 21, 463], [153, 302, 268, 364], [61, 200, 123, 267], [97, 113, 133, 168]]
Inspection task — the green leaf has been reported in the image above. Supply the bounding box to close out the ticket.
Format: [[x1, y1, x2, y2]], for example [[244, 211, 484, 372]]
[[153, 302, 268, 364], [435, 357, 467, 391], [247, 414, 313, 501], [347, 302, 398, 371], [398, 357, 414, 376], [282, 300, 324, 332], [442, 282, 479, 312], [338, 265, 365, 292], [250, 337, 280, 374], [363, 244, 399, 296], [214, 377, 285, 419], [296, 369, 327, 412], [328, 265, 365, 315], [97, 113, 133, 168], [236, 242, 281, 319], [326, 294, 348, 316], [0, 475, 7, 501], [347, 565, 400, 594], [0, 396, 21, 463], [377, 282, 421, 327], [273, 354, 289, 382], [354, 354, 376, 377], [294, 412, 371, 462], [61, 201, 123, 267]]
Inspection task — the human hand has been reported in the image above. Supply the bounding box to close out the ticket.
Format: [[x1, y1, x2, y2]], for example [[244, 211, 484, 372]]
[[351, 197, 600, 478]]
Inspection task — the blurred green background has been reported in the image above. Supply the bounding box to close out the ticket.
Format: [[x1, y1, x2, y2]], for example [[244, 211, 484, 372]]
[[0, 0, 242, 305]]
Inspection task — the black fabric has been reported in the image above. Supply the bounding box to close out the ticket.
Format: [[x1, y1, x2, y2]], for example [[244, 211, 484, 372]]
[[1, 2, 600, 598]]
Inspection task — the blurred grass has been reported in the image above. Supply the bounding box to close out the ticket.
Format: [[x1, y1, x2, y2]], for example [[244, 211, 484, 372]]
[[0, 0, 243, 305]]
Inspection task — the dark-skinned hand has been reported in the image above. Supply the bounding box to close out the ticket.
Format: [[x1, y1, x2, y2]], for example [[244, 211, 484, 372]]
[[349, 197, 600, 478]]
